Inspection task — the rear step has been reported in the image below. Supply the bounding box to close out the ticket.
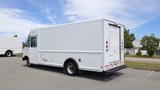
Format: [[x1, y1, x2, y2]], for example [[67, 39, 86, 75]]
[[103, 65, 126, 73]]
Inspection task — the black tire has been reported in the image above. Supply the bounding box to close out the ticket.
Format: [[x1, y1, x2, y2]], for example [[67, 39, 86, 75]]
[[65, 62, 78, 76], [26, 60, 32, 67], [5, 51, 13, 57]]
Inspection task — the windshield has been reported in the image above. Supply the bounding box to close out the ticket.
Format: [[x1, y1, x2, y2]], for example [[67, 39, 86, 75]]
[[23, 35, 30, 48]]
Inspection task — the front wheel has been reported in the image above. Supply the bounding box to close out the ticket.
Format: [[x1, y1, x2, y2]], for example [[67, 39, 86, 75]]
[[65, 62, 78, 76], [26, 60, 32, 67]]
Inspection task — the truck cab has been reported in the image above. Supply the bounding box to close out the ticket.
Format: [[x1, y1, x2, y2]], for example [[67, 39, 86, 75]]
[[23, 31, 38, 65]]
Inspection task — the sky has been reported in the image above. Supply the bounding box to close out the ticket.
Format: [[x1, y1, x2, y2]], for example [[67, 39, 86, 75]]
[[0, 0, 160, 41]]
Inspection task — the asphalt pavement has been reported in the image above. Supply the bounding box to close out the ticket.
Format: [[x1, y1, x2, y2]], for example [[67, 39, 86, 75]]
[[0, 56, 160, 90]]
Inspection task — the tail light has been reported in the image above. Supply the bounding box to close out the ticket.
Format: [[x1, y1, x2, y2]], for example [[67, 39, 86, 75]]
[[106, 41, 108, 44], [106, 45, 108, 48], [106, 41, 108, 51]]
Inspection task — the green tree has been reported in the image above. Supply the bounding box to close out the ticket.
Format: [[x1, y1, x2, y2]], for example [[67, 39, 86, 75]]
[[141, 34, 159, 56], [124, 29, 136, 49]]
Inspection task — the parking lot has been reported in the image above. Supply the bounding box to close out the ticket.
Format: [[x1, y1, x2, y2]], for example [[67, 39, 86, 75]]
[[0, 56, 160, 90]]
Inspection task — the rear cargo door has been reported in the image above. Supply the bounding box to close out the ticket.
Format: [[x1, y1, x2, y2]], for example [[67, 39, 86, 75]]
[[108, 24, 121, 62]]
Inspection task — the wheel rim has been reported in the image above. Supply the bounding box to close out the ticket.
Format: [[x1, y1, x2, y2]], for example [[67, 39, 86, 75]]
[[67, 64, 75, 74], [6, 52, 11, 56]]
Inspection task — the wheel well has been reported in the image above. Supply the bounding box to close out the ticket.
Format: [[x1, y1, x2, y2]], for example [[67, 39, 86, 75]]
[[64, 58, 79, 69], [23, 56, 29, 61], [5, 50, 13, 54]]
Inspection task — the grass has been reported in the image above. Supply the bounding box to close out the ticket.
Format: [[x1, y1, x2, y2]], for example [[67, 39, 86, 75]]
[[125, 55, 160, 59], [154, 55, 160, 58], [125, 61, 160, 71]]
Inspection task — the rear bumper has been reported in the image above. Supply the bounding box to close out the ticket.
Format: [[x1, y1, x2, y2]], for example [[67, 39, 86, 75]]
[[103, 65, 126, 73]]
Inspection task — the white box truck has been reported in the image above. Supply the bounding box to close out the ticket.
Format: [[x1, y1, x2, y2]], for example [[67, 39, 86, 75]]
[[0, 37, 22, 57], [23, 19, 125, 75]]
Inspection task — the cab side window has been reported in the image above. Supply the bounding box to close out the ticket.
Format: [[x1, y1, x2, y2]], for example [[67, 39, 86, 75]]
[[31, 37, 37, 47]]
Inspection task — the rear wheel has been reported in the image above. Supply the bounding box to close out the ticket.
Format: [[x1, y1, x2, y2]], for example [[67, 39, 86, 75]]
[[5, 51, 13, 57], [65, 62, 78, 76]]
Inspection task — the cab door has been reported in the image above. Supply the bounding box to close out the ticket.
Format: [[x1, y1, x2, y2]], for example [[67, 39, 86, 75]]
[[29, 36, 39, 64]]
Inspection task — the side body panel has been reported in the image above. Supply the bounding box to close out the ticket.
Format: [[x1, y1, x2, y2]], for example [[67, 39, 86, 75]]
[[33, 20, 104, 72]]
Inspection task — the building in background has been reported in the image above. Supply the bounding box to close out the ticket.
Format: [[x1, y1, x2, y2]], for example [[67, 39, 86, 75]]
[[156, 42, 160, 55], [125, 40, 147, 55]]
